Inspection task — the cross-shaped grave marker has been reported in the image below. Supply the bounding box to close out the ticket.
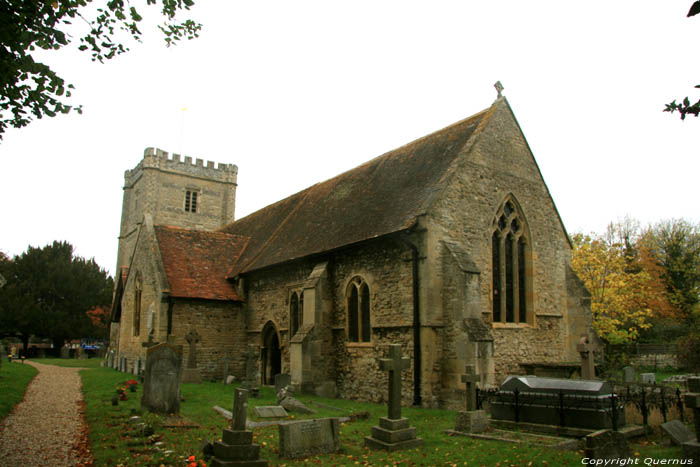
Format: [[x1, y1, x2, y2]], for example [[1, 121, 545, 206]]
[[461, 364, 479, 412], [185, 329, 200, 369], [577, 333, 597, 379], [379, 344, 410, 420]]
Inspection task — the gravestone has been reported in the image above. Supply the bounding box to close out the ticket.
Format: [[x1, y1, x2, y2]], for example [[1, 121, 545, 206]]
[[241, 344, 260, 397], [254, 406, 288, 418], [453, 365, 488, 434], [275, 373, 291, 394], [181, 329, 202, 383], [622, 366, 635, 383], [577, 333, 597, 379], [77, 346, 88, 359], [490, 376, 625, 430], [682, 377, 700, 462], [277, 386, 315, 414], [61, 346, 70, 359], [661, 420, 695, 445], [640, 373, 656, 385], [364, 344, 423, 451], [584, 429, 629, 460], [220, 351, 233, 384], [106, 351, 115, 369], [211, 388, 268, 467], [279, 418, 340, 458], [141, 343, 182, 414]]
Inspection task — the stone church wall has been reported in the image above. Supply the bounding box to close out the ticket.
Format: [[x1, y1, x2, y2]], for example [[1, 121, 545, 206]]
[[168, 299, 246, 381], [428, 102, 591, 384]]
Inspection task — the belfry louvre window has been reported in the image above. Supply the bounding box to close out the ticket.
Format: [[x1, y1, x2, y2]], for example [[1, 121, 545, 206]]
[[290, 291, 303, 337], [492, 198, 532, 324], [346, 277, 371, 342], [185, 190, 198, 213]]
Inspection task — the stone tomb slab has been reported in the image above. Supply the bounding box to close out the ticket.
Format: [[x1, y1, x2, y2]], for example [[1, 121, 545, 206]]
[[661, 420, 695, 446], [254, 406, 288, 418], [490, 375, 625, 430], [278, 418, 340, 459]]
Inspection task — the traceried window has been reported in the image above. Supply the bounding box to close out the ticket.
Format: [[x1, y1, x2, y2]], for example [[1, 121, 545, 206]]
[[185, 190, 198, 213], [134, 273, 142, 336], [492, 198, 531, 324], [290, 291, 303, 337], [346, 277, 371, 342]]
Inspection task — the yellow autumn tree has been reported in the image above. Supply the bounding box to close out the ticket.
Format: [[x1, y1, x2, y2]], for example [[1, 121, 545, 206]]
[[571, 222, 670, 344]]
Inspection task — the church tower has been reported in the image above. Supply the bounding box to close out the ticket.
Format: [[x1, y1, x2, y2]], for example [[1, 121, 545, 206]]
[[115, 147, 238, 272]]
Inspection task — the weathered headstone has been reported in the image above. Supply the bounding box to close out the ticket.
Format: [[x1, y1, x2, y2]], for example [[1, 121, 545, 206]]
[[254, 406, 288, 418], [181, 329, 202, 383], [106, 350, 115, 369], [221, 351, 233, 384], [277, 386, 316, 414], [211, 388, 268, 467], [661, 420, 695, 445], [452, 365, 488, 434], [241, 344, 260, 397], [682, 377, 700, 463], [584, 429, 629, 460], [279, 418, 340, 458], [640, 373, 656, 385], [275, 373, 291, 394], [364, 344, 423, 451], [60, 346, 70, 359], [622, 366, 635, 383], [141, 343, 182, 414], [577, 333, 597, 379]]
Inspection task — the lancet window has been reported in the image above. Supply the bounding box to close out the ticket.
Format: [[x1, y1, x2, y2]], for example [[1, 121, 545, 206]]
[[492, 198, 531, 324], [134, 273, 142, 336], [290, 291, 303, 337], [346, 276, 371, 342]]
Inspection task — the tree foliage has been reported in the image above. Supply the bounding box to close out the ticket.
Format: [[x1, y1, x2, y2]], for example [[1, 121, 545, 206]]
[[571, 222, 671, 344], [664, 2, 700, 119], [0, 241, 113, 350], [0, 0, 201, 139]]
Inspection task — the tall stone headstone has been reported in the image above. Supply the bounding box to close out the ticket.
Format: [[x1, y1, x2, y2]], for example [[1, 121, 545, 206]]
[[682, 377, 700, 463], [211, 388, 268, 467], [622, 366, 635, 383], [453, 365, 488, 434], [577, 333, 597, 379], [241, 344, 260, 397], [181, 329, 202, 383], [141, 343, 182, 414], [364, 344, 423, 451], [60, 345, 70, 359]]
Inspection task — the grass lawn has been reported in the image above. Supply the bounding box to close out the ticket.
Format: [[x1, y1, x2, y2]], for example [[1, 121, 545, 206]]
[[0, 360, 38, 421], [30, 357, 103, 369], [80, 368, 690, 467]]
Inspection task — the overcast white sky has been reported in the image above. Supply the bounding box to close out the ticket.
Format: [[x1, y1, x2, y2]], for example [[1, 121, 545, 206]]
[[1, 1, 699, 276]]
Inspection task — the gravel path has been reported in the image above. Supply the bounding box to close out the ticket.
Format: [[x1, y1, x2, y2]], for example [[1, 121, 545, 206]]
[[0, 361, 93, 466]]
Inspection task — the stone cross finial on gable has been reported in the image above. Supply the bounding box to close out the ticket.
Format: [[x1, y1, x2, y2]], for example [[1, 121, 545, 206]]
[[494, 81, 504, 98], [232, 388, 248, 431], [461, 365, 480, 411], [379, 344, 411, 420]]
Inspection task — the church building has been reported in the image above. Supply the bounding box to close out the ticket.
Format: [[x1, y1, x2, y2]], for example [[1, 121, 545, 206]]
[[110, 94, 592, 409]]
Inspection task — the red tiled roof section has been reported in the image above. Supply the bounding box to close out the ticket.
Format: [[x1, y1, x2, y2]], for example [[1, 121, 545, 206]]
[[222, 106, 492, 276], [154, 226, 249, 301]]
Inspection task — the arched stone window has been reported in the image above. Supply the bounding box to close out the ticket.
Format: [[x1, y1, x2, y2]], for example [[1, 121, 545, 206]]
[[290, 291, 303, 337], [492, 197, 532, 324], [347, 276, 371, 342], [133, 272, 142, 336]]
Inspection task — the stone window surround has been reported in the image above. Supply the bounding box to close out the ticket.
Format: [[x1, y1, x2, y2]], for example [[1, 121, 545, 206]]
[[289, 289, 304, 338], [491, 195, 534, 327], [133, 271, 142, 337], [345, 275, 372, 344], [184, 187, 200, 213]]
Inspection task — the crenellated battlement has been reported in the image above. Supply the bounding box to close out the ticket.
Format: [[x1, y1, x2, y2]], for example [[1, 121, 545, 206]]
[[124, 147, 238, 186]]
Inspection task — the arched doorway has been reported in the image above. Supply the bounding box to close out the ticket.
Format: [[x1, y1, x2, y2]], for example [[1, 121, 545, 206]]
[[261, 321, 281, 385]]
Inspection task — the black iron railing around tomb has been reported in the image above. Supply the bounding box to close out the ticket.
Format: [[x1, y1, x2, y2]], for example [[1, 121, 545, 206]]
[[476, 383, 685, 431]]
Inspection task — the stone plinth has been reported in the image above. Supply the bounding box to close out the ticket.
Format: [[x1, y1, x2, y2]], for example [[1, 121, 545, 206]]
[[181, 367, 202, 383], [455, 410, 489, 434], [364, 417, 423, 451], [211, 388, 268, 467]]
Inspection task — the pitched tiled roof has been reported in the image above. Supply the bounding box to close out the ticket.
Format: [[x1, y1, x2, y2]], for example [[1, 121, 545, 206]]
[[154, 226, 248, 301], [222, 104, 494, 275]]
